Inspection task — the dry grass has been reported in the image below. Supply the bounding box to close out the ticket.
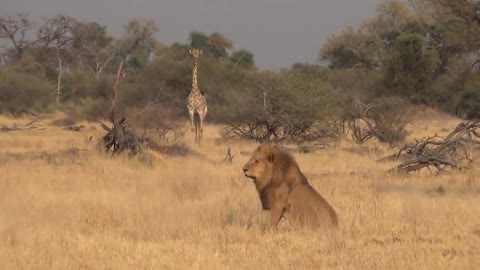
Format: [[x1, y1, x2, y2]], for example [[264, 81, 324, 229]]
[[0, 113, 479, 269]]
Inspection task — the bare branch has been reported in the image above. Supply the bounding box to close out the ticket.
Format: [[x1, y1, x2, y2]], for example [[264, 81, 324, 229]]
[[391, 120, 480, 173]]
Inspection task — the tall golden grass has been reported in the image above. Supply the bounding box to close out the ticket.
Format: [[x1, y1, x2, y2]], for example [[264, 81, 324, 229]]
[[0, 112, 479, 269]]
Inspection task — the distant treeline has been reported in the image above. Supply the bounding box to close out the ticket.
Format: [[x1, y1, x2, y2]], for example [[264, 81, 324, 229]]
[[0, 0, 479, 127]]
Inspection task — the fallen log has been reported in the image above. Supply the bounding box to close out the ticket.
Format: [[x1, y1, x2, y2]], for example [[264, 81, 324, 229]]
[[388, 120, 480, 174]]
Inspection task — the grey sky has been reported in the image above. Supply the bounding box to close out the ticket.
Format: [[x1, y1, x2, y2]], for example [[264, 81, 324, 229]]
[[1, 0, 382, 70]]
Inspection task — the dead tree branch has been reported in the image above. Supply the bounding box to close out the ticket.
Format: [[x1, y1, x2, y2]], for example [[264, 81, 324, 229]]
[[392, 120, 480, 173], [100, 60, 144, 155]]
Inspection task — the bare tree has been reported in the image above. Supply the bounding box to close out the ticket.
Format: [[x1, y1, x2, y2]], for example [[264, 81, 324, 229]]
[[35, 15, 75, 61], [35, 15, 75, 105], [0, 14, 34, 61]]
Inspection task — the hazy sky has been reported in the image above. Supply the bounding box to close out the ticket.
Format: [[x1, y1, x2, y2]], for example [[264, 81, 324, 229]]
[[1, 0, 382, 70]]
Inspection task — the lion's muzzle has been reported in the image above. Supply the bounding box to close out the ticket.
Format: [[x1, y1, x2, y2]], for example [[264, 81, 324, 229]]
[[242, 166, 255, 179]]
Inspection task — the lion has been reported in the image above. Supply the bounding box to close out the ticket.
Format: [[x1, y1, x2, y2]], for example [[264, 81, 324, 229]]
[[242, 143, 338, 229], [286, 184, 338, 229]]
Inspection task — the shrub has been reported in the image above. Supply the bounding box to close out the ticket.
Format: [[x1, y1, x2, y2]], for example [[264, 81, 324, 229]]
[[0, 68, 55, 115], [349, 96, 414, 146], [125, 105, 185, 144], [220, 71, 340, 143]]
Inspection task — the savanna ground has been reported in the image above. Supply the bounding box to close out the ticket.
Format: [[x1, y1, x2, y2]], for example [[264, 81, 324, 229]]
[[0, 111, 479, 270]]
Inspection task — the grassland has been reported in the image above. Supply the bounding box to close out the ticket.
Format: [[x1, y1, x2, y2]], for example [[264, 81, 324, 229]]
[[0, 112, 479, 269]]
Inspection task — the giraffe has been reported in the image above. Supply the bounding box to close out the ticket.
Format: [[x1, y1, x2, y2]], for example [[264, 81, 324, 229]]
[[187, 48, 208, 144]]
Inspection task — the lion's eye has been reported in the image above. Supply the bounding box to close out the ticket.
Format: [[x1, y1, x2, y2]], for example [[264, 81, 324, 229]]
[[254, 159, 258, 163]]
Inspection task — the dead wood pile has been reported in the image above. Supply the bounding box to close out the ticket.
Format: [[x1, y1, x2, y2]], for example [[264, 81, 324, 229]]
[[389, 120, 480, 173], [97, 60, 141, 155]]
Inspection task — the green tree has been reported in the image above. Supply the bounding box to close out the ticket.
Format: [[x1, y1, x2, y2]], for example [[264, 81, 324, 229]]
[[384, 33, 439, 102], [320, 26, 382, 69], [71, 21, 113, 77], [229, 49, 255, 70], [367, 0, 417, 47], [188, 31, 232, 59], [189, 31, 210, 51]]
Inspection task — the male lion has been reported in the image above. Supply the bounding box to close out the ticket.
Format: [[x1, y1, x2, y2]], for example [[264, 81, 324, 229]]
[[242, 143, 338, 229]]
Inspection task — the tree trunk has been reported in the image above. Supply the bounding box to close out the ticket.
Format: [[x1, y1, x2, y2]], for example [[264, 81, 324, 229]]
[[56, 45, 62, 105]]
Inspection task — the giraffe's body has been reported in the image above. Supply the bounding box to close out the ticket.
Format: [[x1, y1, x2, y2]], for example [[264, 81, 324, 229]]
[[187, 48, 208, 143]]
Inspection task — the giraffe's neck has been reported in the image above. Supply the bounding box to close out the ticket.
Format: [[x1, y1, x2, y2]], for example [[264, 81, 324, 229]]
[[191, 57, 200, 93]]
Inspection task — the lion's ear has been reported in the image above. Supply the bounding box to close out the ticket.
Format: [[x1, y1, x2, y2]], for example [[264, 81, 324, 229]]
[[267, 151, 274, 163], [257, 143, 274, 163]]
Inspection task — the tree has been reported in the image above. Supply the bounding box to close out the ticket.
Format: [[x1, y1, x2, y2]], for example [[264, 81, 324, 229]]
[[189, 31, 209, 50], [0, 14, 34, 61], [35, 15, 76, 63], [71, 21, 113, 78], [229, 49, 255, 70], [383, 32, 439, 102], [35, 15, 76, 105], [367, 0, 417, 47], [208, 32, 232, 59], [188, 31, 233, 59], [421, 0, 480, 69], [114, 19, 159, 75], [422, 0, 480, 48], [320, 26, 383, 69]]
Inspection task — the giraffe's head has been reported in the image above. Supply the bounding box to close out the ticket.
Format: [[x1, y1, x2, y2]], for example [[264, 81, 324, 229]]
[[189, 48, 203, 59]]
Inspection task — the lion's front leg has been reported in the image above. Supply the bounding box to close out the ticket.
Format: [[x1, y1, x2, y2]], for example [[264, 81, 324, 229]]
[[269, 204, 286, 229], [268, 184, 289, 229]]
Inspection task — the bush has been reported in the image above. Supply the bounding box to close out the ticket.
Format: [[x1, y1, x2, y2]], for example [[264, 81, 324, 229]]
[[0, 68, 55, 115], [327, 68, 382, 100], [220, 71, 340, 143], [348, 96, 414, 146], [125, 105, 185, 144], [369, 96, 415, 145], [117, 57, 190, 118], [61, 97, 110, 121], [458, 88, 480, 120]]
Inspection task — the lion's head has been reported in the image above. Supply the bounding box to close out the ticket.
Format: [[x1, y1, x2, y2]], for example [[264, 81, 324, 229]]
[[242, 143, 308, 192], [242, 144, 275, 182]]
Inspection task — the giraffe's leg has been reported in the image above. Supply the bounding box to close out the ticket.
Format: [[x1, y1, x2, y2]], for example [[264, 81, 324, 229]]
[[199, 114, 205, 143], [195, 121, 199, 144], [188, 108, 195, 132], [196, 110, 202, 144]]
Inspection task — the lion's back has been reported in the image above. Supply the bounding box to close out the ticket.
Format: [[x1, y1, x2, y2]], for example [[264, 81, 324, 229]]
[[287, 184, 338, 229], [270, 148, 309, 187]]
